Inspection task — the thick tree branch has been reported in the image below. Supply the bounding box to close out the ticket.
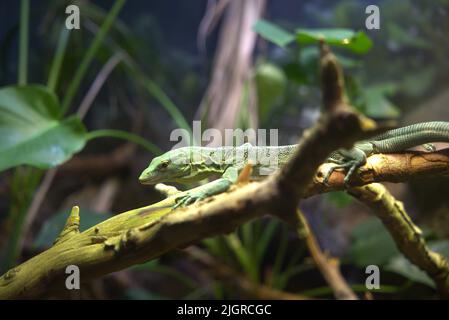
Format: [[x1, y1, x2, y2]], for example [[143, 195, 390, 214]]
[[348, 183, 449, 298], [304, 150, 449, 198]]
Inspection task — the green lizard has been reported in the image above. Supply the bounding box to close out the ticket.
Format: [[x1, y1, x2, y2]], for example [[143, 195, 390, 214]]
[[139, 121, 449, 208]]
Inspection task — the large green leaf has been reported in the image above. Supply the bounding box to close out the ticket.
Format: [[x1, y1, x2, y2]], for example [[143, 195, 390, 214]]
[[0, 85, 87, 172], [296, 28, 373, 54]]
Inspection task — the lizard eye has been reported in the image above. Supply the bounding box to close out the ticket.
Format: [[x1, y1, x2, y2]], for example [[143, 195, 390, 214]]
[[159, 160, 169, 169]]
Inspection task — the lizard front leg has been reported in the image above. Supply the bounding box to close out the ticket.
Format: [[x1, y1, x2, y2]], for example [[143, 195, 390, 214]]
[[174, 167, 238, 208]]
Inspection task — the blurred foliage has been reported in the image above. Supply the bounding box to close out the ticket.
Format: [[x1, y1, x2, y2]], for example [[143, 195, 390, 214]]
[[203, 218, 310, 297], [386, 240, 449, 288], [254, 62, 287, 126], [34, 208, 112, 248], [345, 217, 449, 290], [345, 217, 401, 266], [324, 191, 353, 209]]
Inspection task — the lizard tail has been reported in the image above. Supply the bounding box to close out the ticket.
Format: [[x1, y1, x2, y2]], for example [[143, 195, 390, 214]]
[[371, 121, 449, 153]]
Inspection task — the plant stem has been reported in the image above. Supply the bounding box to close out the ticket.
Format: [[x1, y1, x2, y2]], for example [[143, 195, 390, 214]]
[[47, 27, 71, 92], [2, 167, 42, 272], [18, 0, 29, 85], [86, 129, 161, 154], [61, 0, 127, 114]]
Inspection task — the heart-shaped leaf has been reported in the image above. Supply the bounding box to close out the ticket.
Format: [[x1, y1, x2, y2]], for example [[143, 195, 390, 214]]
[[0, 85, 87, 172]]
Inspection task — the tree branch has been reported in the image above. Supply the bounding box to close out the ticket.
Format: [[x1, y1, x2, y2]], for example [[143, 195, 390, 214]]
[[304, 150, 449, 198]]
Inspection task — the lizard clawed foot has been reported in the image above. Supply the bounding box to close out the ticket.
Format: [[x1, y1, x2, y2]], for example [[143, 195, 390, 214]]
[[322, 166, 336, 185], [322, 161, 361, 187], [323, 163, 351, 185], [342, 162, 359, 186], [173, 191, 207, 209]]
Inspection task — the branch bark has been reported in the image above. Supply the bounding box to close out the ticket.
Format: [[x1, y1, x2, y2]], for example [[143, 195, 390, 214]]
[[305, 150, 449, 198]]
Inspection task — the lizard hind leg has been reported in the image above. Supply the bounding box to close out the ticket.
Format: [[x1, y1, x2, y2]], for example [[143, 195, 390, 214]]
[[323, 147, 367, 186]]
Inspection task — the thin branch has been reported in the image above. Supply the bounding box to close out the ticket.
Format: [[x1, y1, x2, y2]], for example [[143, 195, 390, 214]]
[[77, 52, 124, 119], [19, 168, 57, 250], [294, 209, 358, 300], [349, 183, 449, 298], [197, 0, 232, 54]]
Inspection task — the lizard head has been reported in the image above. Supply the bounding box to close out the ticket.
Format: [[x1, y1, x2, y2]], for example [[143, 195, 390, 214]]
[[139, 147, 194, 185]]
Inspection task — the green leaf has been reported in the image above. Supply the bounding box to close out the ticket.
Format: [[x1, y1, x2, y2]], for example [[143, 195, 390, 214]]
[[360, 84, 401, 119], [255, 63, 287, 124], [296, 28, 373, 54], [253, 20, 295, 47], [344, 217, 400, 266], [34, 208, 112, 248], [0, 85, 87, 172]]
